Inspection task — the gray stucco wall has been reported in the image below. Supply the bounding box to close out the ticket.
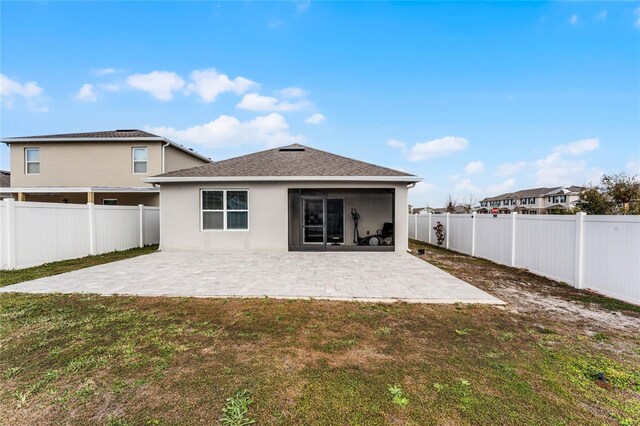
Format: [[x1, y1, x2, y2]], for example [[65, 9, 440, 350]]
[[159, 181, 409, 253]]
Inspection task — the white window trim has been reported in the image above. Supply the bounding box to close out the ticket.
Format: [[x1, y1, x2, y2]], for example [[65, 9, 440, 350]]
[[132, 147, 148, 175], [200, 189, 249, 231], [25, 147, 40, 175]]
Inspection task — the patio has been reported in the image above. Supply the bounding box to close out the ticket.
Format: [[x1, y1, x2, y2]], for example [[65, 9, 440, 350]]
[[0, 251, 503, 304]]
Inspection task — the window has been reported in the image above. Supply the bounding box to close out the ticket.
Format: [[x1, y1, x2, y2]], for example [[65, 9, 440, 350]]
[[102, 199, 118, 205], [25, 148, 40, 174], [201, 189, 248, 230], [132, 147, 148, 174]]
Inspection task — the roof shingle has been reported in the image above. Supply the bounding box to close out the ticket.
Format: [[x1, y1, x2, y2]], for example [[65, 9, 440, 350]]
[[5, 129, 160, 140], [155, 144, 415, 178]]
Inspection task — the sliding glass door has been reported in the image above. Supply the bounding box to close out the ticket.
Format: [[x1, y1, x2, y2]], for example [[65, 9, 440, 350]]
[[301, 196, 344, 250]]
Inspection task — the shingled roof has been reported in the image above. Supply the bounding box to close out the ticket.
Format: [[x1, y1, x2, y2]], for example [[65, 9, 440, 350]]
[[0, 170, 9, 189], [3, 129, 160, 140], [149, 144, 418, 181]]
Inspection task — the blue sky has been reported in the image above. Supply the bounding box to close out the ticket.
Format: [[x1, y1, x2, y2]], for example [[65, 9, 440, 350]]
[[1, 1, 639, 205]]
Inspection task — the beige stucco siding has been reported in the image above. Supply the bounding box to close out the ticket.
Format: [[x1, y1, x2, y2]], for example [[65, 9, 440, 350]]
[[9, 141, 162, 187], [159, 181, 409, 253], [164, 145, 209, 173]]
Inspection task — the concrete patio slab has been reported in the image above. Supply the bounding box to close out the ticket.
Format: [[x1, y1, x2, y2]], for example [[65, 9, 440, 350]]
[[0, 251, 504, 304]]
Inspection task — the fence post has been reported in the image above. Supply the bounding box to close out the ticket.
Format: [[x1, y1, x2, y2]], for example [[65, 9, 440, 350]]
[[510, 212, 517, 267], [5, 198, 16, 269], [445, 212, 450, 249], [413, 213, 418, 240], [139, 204, 145, 248], [88, 203, 96, 255], [428, 212, 432, 244], [471, 213, 476, 257], [574, 212, 586, 289]]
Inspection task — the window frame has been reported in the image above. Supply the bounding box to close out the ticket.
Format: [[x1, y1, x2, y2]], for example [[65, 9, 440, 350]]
[[132, 147, 148, 175], [200, 188, 249, 232], [102, 199, 118, 205], [25, 147, 40, 175]]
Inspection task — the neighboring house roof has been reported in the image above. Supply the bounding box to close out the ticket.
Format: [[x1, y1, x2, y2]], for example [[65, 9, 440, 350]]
[[147, 144, 421, 183], [481, 187, 561, 202], [0, 170, 9, 188], [0, 129, 211, 163]]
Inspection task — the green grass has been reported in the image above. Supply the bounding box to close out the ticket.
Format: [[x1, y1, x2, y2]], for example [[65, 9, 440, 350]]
[[0, 245, 158, 287], [1, 293, 638, 425]]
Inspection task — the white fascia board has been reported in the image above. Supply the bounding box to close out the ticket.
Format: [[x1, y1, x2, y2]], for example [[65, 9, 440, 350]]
[[3, 186, 160, 193], [144, 175, 423, 184]]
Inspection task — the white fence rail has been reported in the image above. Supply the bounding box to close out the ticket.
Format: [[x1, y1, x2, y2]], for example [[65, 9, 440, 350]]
[[410, 213, 640, 305], [0, 200, 160, 270]]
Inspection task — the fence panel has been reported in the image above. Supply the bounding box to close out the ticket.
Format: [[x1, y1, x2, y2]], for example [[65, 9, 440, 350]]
[[13, 202, 90, 269], [94, 205, 140, 254], [144, 208, 161, 245], [448, 214, 473, 254], [582, 216, 640, 304], [474, 214, 512, 266], [0, 201, 160, 270], [409, 212, 640, 305], [514, 215, 576, 284]]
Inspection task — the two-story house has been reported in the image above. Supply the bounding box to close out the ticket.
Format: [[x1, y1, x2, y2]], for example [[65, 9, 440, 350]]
[[478, 186, 584, 214], [0, 130, 210, 206]]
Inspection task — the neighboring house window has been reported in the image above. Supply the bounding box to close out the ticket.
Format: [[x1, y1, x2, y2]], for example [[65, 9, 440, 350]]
[[201, 189, 249, 230], [102, 199, 118, 205], [25, 148, 40, 174], [132, 147, 148, 174]]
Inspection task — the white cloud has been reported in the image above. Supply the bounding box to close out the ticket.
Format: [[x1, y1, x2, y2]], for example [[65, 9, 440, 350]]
[[404, 136, 469, 162], [455, 178, 479, 192], [569, 14, 579, 25], [276, 87, 308, 98], [127, 71, 185, 101], [534, 153, 587, 186], [627, 160, 640, 175], [236, 93, 310, 112], [487, 178, 515, 194], [553, 138, 599, 155], [410, 180, 435, 195], [596, 10, 607, 20], [76, 83, 97, 102], [99, 83, 121, 92], [305, 113, 325, 124], [95, 68, 118, 76], [635, 7, 640, 29], [147, 113, 304, 148], [464, 161, 485, 174], [386, 139, 406, 149], [495, 161, 526, 176], [0, 73, 48, 112], [186, 69, 257, 103], [268, 19, 283, 29]]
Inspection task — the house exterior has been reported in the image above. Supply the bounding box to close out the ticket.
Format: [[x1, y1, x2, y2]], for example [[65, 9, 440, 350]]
[[478, 186, 584, 214], [145, 144, 421, 253], [0, 130, 210, 206], [0, 170, 10, 198]]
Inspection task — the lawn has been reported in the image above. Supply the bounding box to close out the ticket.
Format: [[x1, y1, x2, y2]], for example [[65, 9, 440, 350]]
[[1, 243, 639, 425], [0, 245, 159, 288]]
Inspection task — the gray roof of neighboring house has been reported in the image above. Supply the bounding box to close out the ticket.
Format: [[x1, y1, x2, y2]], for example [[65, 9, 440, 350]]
[[3, 129, 159, 139], [150, 144, 418, 180], [481, 187, 561, 202], [0, 129, 211, 162], [0, 170, 9, 189]]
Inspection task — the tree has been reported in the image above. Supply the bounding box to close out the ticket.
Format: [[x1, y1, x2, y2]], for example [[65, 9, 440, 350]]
[[575, 187, 611, 215], [445, 195, 457, 213], [576, 173, 640, 215], [601, 173, 640, 214]]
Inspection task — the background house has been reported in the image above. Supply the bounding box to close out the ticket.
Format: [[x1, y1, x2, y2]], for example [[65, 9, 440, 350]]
[[1, 130, 210, 206], [478, 186, 584, 215], [146, 144, 421, 253], [0, 170, 10, 198]]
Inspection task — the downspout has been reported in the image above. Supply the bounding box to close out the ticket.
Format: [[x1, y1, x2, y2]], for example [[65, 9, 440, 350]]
[[161, 141, 170, 173]]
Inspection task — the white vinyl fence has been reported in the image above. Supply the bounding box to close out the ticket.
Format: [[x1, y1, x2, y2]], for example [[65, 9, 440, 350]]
[[409, 213, 640, 305], [0, 200, 160, 270]]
